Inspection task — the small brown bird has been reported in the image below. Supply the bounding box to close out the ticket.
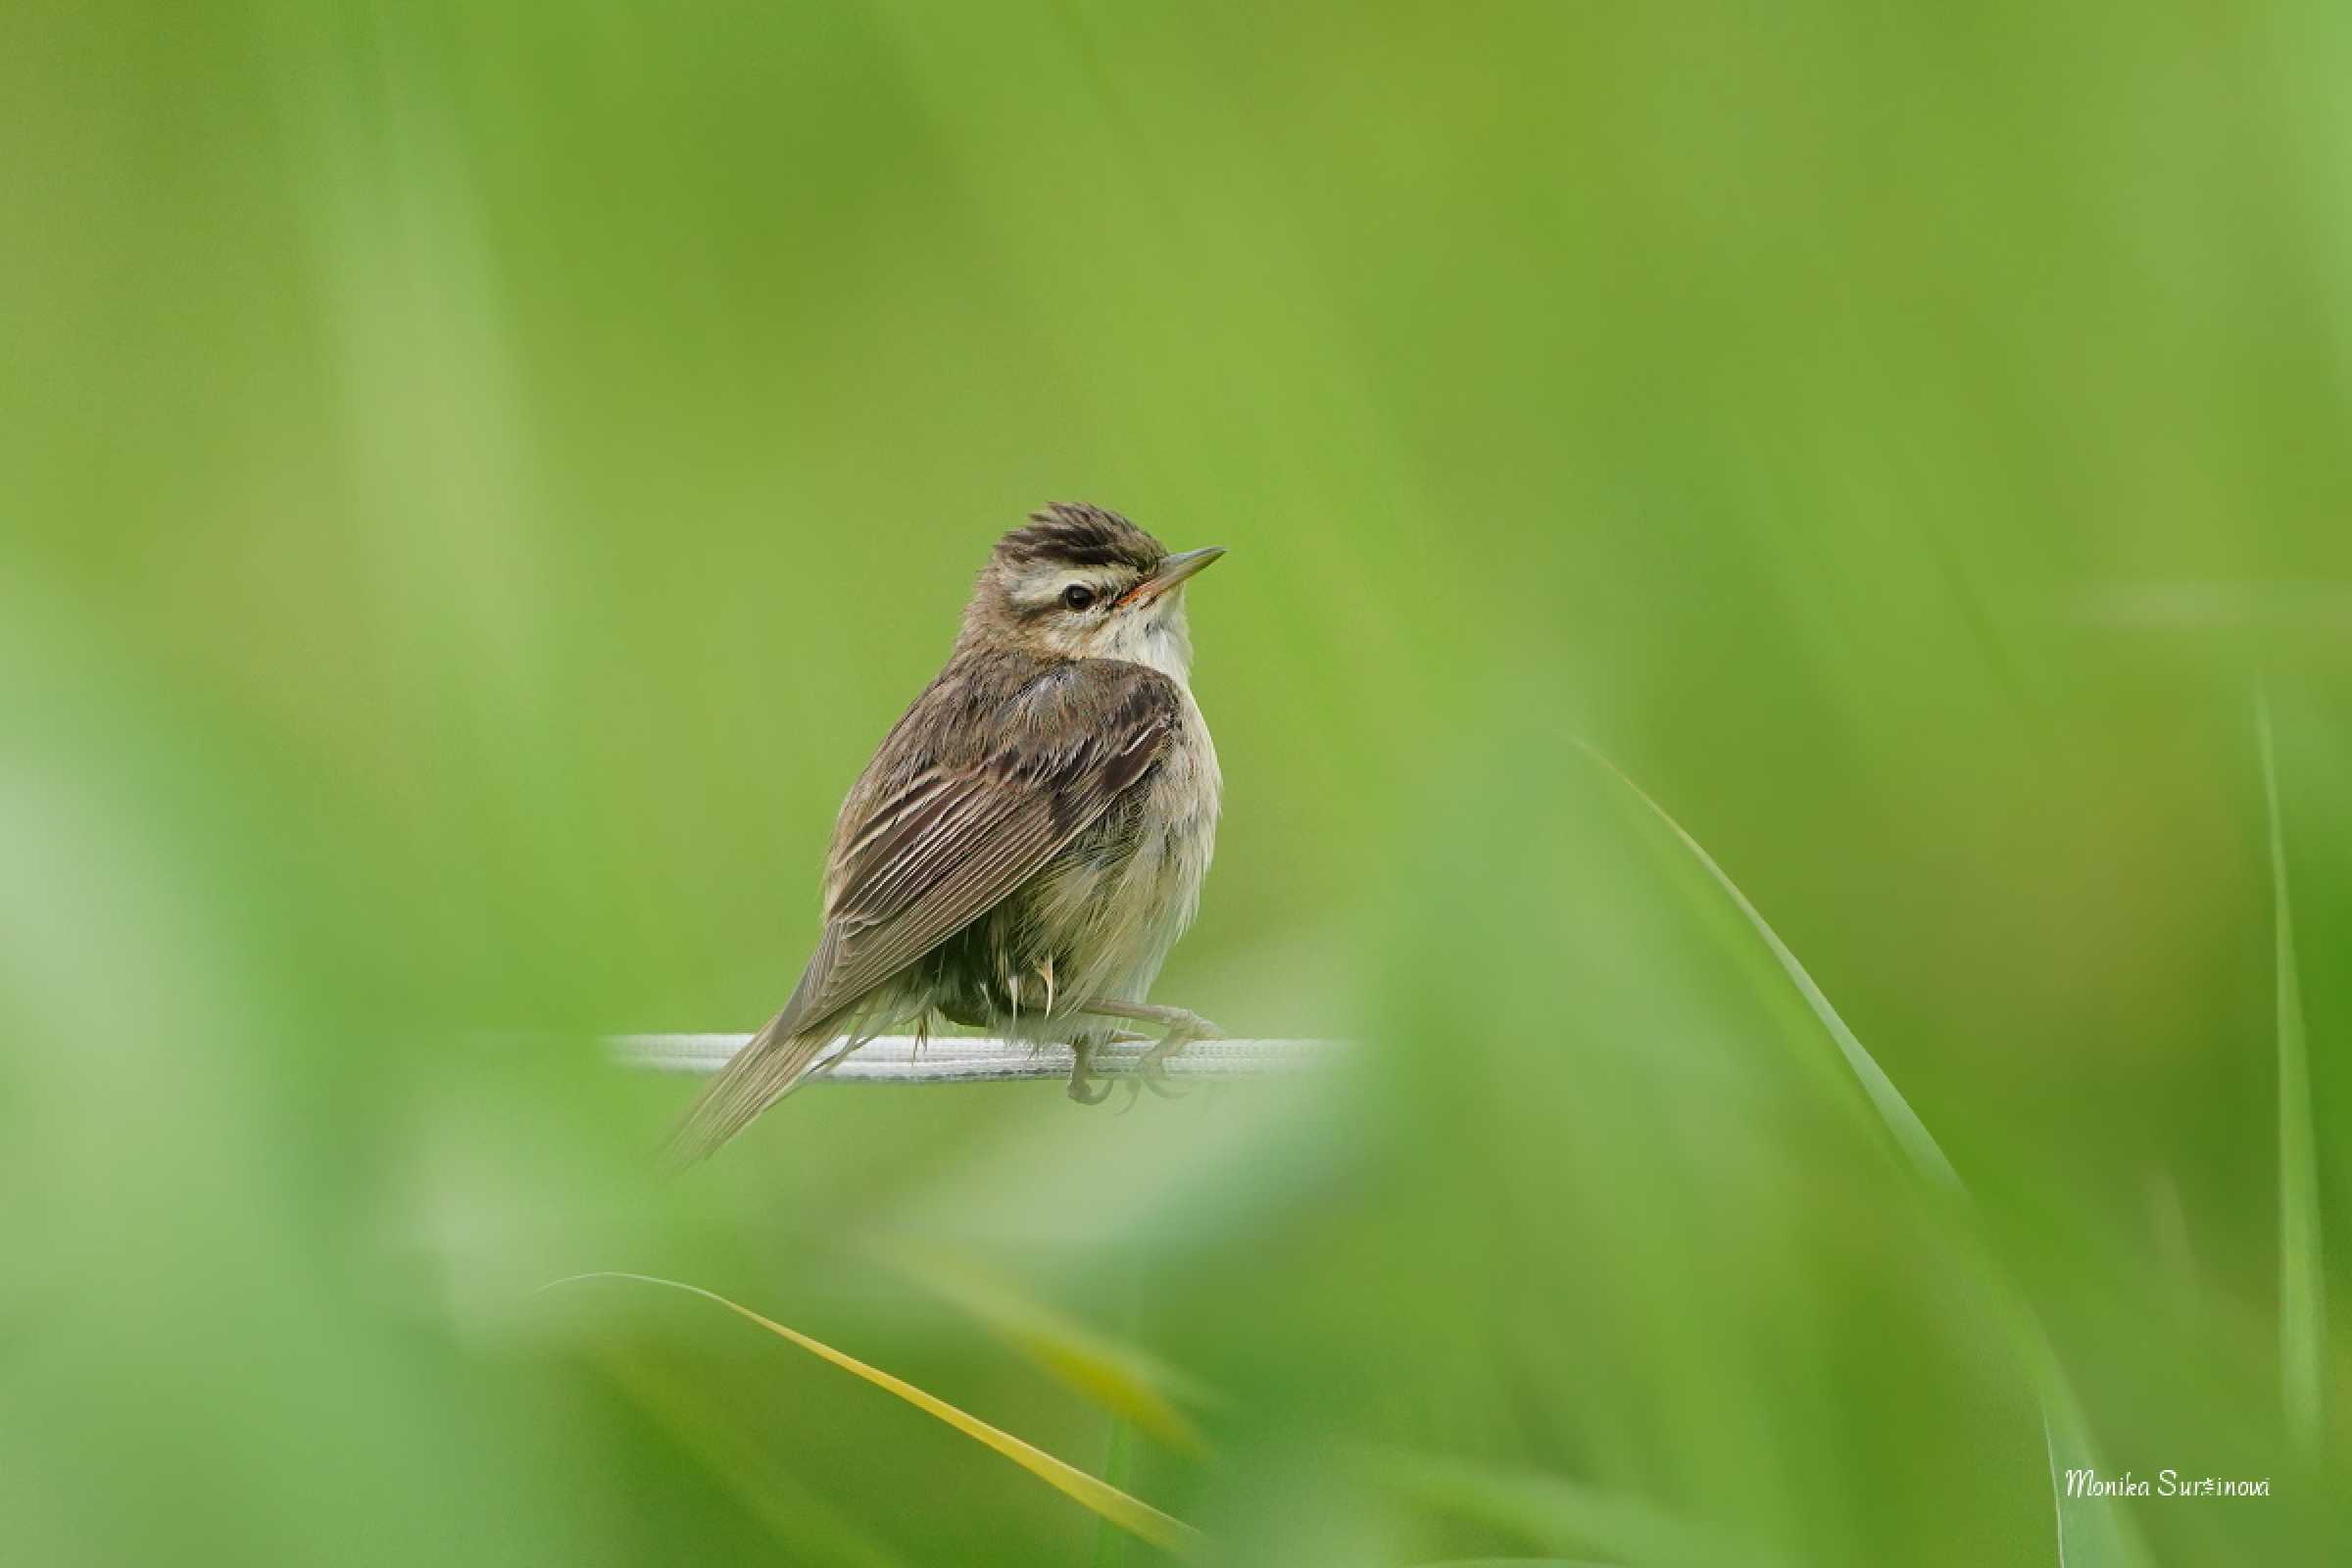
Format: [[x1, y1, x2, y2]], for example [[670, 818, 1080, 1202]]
[[673, 504, 1226, 1158]]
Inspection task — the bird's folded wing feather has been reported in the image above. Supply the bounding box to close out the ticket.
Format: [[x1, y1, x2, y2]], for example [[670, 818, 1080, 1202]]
[[671, 658, 1180, 1157], [803, 659, 1180, 1021]]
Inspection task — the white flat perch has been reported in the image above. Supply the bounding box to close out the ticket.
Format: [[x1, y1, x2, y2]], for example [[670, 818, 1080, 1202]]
[[612, 1033, 1342, 1083]]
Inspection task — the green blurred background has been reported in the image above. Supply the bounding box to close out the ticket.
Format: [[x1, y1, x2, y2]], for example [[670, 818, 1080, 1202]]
[[6, 2, 2350, 1563]]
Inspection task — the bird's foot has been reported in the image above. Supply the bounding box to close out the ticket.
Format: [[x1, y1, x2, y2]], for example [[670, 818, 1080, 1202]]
[[1068, 1003, 1224, 1104], [1139, 1009, 1223, 1100]]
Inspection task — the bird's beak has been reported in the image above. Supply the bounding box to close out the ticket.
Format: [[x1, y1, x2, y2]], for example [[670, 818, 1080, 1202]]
[[1118, 546, 1226, 608]]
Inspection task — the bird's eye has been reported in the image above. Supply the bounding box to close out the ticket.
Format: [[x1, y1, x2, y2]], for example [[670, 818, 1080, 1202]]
[[1062, 584, 1097, 611]]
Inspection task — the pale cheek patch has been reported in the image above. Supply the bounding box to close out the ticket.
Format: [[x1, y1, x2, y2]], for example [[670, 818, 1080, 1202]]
[[1091, 606, 1194, 684]]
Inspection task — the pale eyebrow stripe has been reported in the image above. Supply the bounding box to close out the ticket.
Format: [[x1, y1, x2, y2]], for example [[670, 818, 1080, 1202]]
[[1015, 568, 1125, 614]]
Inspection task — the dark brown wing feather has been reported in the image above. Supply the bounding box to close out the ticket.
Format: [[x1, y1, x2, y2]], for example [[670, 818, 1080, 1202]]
[[670, 654, 1180, 1158]]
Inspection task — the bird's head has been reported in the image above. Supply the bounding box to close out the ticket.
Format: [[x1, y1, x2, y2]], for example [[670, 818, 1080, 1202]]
[[959, 503, 1225, 681]]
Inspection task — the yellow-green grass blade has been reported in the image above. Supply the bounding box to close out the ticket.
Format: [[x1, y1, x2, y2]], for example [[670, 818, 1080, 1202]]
[[1577, 743, 1961, 1193], [867, 1241, 1210, 1457], [550, 1272, 1204, 1557], [2259, 692, 2325, 1456]]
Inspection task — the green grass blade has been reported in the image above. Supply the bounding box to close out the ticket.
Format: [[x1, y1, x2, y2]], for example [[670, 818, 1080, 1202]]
[[549, 1272, 1204, 1557], [1091, 1257, 1150, 1568], [1578, 744, 1962, 1193], [1583, 744, 2156, 1566], [590, 1347, 913, 1568], [2259, 692, 2325, 1456], [2039, 1392, 2150, 1568], [2042, 1414, 2069, 1568], [1369, 1450, 1776, 1568], [1092, 1408, 1138, 1568]]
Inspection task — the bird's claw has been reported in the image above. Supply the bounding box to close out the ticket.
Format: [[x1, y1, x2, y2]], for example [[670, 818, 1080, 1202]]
[[1142, 1069, 1188, 1101], [1138, 1012, 1222, 1100], [1066, 1047, 1114, 1105]]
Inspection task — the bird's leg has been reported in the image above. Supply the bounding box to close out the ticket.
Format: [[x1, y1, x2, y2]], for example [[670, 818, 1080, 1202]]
[[1065, 1035, 1115, 1106], [1078, 1000, 1224, 1099]]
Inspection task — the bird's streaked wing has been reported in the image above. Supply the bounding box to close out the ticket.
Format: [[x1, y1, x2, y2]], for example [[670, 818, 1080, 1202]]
[[811, 658, 1181, 1018]]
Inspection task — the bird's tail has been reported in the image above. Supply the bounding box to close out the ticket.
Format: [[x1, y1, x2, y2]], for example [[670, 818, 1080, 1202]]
[[665, 1006, 843, 1165]]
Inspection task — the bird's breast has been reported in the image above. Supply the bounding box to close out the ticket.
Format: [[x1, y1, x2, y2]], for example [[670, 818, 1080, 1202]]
[[1152, 684, 1220, 857], [1122, 684, 1220, 956], [1038, 690, 1218, 1004]]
